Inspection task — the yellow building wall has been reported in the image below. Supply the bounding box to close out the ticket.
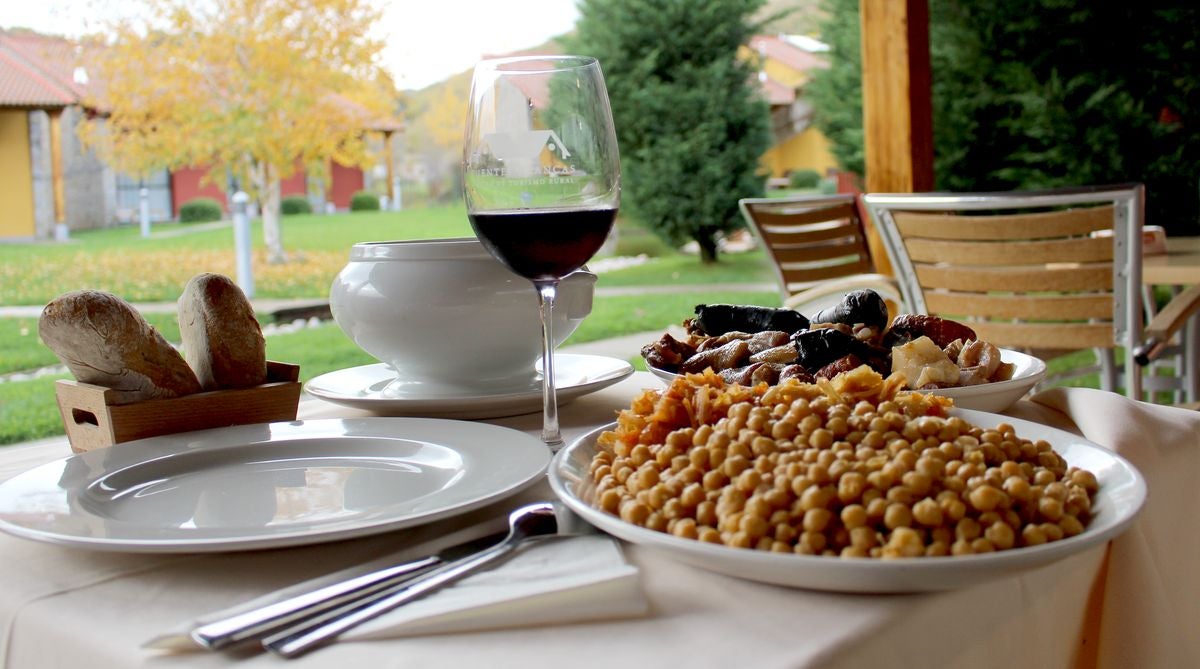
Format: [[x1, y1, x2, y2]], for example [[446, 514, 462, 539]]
[[0, 110, 35, 238], [761, 126, 839, 178], [762, 59, 806, 88]]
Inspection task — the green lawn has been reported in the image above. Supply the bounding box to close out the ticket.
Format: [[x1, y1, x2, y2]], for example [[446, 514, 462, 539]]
[[0, 205, 1123, 447], [0, 206, 782, 445]]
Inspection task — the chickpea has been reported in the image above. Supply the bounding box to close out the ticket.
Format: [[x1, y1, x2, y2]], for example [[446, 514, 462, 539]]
[[902, 471, 933, 496], [841, 504, 868, 529], [969, 537, 996, 553], [1040, 523, 1064, 542], [912, 498, 943, 527], [884, 503, 913, 529], [1021, 524, 1048, 546], [1038, 496, 1064, 522], [866, 496, 890, 522], [985, 521, 1015, 550], [803, 508, 833, 533], [809, 428, 834, 450], [619, 500, 650, 525], [968, 484, 1005, 512], [1059, 515, 1085, 537], [883, 527, 924, 558], [1070, 468, 1099, 493], [838, 471, 866, 503], [703, 469, 730, 491], [956, 517, 982, 541], [599, 488, 621, 514], [798, 531, 826, 554], [1003, 476, 1032, 503]]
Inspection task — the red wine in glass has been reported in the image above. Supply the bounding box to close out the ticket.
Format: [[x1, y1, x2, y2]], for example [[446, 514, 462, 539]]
[[468, 207, 617, 280]]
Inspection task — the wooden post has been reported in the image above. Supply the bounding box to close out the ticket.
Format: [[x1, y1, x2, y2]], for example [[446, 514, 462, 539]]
[[49, 109, 67, 237], [858, 0, 934, 274], [384, 130, 395, 208]]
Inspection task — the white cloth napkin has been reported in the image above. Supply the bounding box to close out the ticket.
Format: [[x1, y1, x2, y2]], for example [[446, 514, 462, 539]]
[[344, 534, 647, 640], [147, 534, 646, 651]]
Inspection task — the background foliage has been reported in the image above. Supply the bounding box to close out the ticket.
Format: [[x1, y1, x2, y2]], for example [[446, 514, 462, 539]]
[[567, 0, 773, 262], [808, 0, 1200, 235]]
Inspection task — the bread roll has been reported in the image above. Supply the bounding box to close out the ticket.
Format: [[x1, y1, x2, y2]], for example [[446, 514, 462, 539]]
[[39, 290, 202, 403], [178, 273, 267, 390]]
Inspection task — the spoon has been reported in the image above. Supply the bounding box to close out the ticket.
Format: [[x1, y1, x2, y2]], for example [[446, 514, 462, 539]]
[[262, 501, 566, 658]]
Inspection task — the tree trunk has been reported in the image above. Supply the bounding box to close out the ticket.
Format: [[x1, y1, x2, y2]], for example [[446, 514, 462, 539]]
[[261, 164, 287, 264], [697, 234, 720, 264]]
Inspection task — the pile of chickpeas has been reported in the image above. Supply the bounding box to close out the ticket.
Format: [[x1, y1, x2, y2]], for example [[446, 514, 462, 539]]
[[590, 368, 1099, 558]]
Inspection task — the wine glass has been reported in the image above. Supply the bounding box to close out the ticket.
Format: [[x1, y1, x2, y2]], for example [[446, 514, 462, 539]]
[[463, 55, 620, 447]]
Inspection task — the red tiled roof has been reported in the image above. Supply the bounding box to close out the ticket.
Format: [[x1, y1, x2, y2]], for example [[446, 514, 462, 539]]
[[0, 33, 78, 108], [748, 35, 828, 73], [1, 31, 90, 98]]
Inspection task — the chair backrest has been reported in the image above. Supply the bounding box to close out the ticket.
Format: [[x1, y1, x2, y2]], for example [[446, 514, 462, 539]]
[[863, 184, 1146, 397], [738, 194, 878, 300]]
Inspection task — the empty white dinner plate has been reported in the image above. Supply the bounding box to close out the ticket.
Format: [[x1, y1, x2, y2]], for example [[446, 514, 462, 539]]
[[549, 409, 1145, 593], [306, 353, 634, 419], [0, 418, 550, 553], [648, 348, 1047, 412]]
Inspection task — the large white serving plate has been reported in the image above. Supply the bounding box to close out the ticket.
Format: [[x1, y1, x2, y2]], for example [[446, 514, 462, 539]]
[[648, 348, 1047, 412], [0, 418, 550, 553], [307, 353, 633, 419], [549, 409, 1145, 593]]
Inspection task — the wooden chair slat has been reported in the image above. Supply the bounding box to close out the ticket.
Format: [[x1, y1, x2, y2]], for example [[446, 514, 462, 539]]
[[906, 237, 1113, 266], [915, 264, 1113, 293], [748, 202, 858, 228], [892, 205, 1115, 240], [757, 220, 863, 245], [769, 242, 869, 264], [780, 259, 876, 284], [970, 321, 1114, 349], [925, 292, 1114, 321]]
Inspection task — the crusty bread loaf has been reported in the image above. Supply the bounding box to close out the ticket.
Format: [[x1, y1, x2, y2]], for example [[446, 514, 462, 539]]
[[178, 273, 267, 390], [39, 290, 202, 404]]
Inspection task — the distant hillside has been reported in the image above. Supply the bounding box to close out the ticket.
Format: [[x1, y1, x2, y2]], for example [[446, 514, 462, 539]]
[[758, 0, 826, 36]]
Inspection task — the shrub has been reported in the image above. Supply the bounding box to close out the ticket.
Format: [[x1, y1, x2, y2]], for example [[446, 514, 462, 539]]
[[179, 197, 223, 223], [349, 191, 380, 212], [788, 169, 822, 190], [281, 195, 313, 215]]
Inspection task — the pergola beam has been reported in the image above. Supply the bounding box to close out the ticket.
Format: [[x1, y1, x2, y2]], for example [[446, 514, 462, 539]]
[[858, 0, 934, 273]]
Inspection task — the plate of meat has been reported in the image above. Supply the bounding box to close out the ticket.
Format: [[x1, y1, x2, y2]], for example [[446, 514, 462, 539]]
[[641, 290, 1046, 412]]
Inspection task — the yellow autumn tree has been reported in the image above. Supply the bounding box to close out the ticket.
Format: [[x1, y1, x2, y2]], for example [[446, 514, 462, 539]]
[[402, 71, 469, 200], [80, 0, 398, 262]]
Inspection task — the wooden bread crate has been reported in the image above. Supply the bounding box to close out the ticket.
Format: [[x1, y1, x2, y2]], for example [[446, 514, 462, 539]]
[[54, 361, 302, 453]]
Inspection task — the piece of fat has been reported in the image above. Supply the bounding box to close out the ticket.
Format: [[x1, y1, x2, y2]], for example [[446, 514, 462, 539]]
[[892, 336, 960, 389]]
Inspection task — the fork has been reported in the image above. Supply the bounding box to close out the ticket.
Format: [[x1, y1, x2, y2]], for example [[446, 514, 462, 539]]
[[262, 501, 589, 658]]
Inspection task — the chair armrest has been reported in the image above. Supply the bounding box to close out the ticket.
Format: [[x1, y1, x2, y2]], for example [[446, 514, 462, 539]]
[[1134, 284, 1200, 365]]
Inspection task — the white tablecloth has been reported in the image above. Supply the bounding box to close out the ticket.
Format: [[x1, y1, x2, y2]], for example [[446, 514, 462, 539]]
[[0, 373, 1196, 669]]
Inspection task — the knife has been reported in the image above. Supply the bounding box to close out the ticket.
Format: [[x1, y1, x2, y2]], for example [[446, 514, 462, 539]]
[[158, 529, 508, 651]]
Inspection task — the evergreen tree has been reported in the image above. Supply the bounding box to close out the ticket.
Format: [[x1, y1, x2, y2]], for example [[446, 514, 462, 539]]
[[808, 0, 1200, 234], [566, 0, 773, 262]]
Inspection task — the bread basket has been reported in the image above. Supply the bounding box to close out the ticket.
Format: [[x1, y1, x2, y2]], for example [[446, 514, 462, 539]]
[[54, 361, 301, 453]]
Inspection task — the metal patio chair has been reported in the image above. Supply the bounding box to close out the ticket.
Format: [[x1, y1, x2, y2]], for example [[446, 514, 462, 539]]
[[863, 183, 1200, 403]]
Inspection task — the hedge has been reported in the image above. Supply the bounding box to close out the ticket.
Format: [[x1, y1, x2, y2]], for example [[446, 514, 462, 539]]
[[281, 195, 313, 215], [350, 191, 381, 212], [179, 197, 223, 223]]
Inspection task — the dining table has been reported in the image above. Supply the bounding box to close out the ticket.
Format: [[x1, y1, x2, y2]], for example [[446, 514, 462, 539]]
[[1143, 235, 1200, 286], [0, 371, 1196, 669], [1143, 236, 1200, 402]]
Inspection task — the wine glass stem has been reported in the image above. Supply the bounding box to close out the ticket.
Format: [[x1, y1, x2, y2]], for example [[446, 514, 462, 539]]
[[534, 279, 562, 447]]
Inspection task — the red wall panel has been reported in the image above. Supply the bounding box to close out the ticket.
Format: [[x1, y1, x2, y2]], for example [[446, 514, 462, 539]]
[[171, 166, 227, 217]]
